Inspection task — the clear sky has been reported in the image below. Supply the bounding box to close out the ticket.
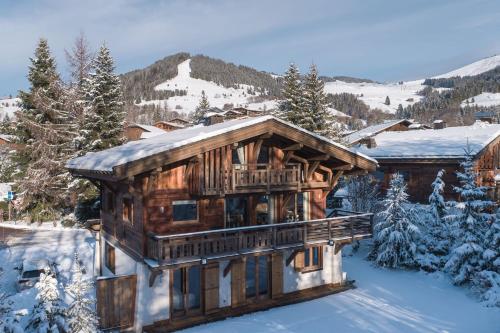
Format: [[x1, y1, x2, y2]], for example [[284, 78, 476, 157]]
[[1, 0, 499, 96]]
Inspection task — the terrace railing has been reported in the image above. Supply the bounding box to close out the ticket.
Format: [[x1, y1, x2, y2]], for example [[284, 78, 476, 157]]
[[146, 209, 374, 267]]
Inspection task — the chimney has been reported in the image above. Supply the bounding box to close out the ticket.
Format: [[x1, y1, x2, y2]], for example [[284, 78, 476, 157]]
[[367, 137, 377, 148], [433, 120, 446, 129]]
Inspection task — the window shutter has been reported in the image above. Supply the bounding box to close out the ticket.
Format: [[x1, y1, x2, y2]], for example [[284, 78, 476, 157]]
[[294, 250, 305, 271], [204, 263, 219, 314], [271, 253, 283, 298]]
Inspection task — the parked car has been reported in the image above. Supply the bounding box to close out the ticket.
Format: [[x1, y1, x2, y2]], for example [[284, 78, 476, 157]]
[[16, 259, 55, 291]]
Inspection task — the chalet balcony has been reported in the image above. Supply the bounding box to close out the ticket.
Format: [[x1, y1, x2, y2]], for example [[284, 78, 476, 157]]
[[193, 163, 304, 196], [145, 210, 374, 267]]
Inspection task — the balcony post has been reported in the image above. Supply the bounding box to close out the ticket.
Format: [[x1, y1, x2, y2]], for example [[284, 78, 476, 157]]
[[328, 218, 332, 239], [350, 217, 354, 242], [272, 224, 277, 248], [303, 221, 307, 244], [158, 238, 164, 264]]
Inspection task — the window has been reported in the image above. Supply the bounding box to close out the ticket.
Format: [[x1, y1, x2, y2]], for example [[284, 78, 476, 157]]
[[295, 246, 323, 272], [255, 195, 269, 225], [257, 145, 269, 164], [172, 265, 201, 316], [284, 193, 304, 222], [122, 197, 133, 223], [172, 200, 198, 222], [245, 255, 269, 300], [105, 242, 115, 274], [226, 197, 248, 228]]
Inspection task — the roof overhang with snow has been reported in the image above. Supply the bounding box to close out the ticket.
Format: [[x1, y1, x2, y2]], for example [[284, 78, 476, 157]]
[[345, 119, 414, 145], [67, 115, 377, 181]]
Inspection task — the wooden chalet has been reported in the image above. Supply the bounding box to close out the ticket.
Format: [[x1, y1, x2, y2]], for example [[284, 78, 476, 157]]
[[344, 119, 415, 145], [124, 124, 167, 141], [67, 115, 377, 332], [355, 121, 500, 202], [154, 121, 186, 132]]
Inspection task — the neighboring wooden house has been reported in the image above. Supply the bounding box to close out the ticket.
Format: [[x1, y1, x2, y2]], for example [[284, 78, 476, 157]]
[[67, 115, 377, 332], [154, 121, 186, 132], [355, 122, 500, 202], [232, 107, 269, 117], [124, 124, 167, 141], [475, 110, 500, 124], [344, 119, 415, 145]]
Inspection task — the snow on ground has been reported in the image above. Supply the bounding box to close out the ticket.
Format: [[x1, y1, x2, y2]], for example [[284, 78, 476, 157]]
[[434, 55, 500, 79], [0, 97, 20, 120], [0, 226, 96, 329], [324, 80, 424, 114], [137, 59, 277, 113], [180, 242, 499, 333], [461, 92, 500, 108]]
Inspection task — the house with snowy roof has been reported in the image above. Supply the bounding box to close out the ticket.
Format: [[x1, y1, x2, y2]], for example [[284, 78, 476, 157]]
[[355, 121, 500, 202], [124, 123, 168, 141], [66, 115, 377, 332], [344, 119, 416, 145]]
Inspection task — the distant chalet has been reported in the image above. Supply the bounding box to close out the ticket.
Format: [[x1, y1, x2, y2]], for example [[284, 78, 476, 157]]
[[353, 121, 500, 202], [66, 115, 377, 331]]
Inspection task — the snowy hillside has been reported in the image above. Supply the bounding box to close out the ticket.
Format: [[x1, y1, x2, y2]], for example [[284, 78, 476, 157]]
[[137, 59, 277, 112], [433, 55, 500, 79], [324, 79, 425, 114], [461, 92, 500, 108], [0, 97, 20, 120]]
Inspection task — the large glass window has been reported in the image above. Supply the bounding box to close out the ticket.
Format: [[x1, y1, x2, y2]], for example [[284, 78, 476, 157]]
[[245, 255, 270, 300], [284, 193, 304, 222], [172, 200, 198, 222], [226, 197, 248, 228], [172, 266, 201, 315], [255, 195, 269, 225]]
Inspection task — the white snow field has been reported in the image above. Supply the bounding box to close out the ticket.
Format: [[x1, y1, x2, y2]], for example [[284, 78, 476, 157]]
[[434, 55, 500, 79], [0, 225, 97, 330], [180, 243, 500, 333], [0, 97, 20, 120], [461, 92, 500, 108], [137, 59, 276, 112]]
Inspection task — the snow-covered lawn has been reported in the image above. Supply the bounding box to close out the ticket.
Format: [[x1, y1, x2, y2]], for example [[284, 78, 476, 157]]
[[181, 243, 500, 333], [0, 226, 96, 329]]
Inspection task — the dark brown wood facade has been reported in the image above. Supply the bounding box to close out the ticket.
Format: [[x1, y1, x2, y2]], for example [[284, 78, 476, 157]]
[[375, 137, 500, 202]]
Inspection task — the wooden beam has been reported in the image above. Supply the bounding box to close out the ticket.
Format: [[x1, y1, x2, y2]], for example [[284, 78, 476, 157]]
[[258, 132, 273, 139], [149, 269, 163, 287], [334, 242, 348, 255], [284, 151, 294, 164], [308, 154, 330, 161], [253, 139, 264, 161], [330, 170, 344, 188], [283, 143, 303, 151], [289, 153, 308, 165], [332, 163, 353, 171], [223, 259, 237, 277], [286, 249, 301, 267], [306, 161, 320, 180]]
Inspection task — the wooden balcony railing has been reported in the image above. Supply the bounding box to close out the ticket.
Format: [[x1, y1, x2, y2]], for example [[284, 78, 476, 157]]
[[145, 210, 374, 267], [200, 163, 301, 195]]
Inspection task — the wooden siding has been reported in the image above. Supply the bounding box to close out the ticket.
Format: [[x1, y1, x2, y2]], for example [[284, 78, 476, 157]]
[[96, 275, 137, 330]]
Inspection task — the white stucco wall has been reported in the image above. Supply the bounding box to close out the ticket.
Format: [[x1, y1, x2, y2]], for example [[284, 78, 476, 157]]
[[219, 260, 231, 307], [283, 246, 343, 293]]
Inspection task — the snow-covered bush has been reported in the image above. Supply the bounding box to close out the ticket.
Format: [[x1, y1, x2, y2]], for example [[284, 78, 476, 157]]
[[0, 282, 23, 333], [27, 270, 66, 333], [65, 253, 99, 333], [370, 173, 420, 268], [444, 149, 495, 285]]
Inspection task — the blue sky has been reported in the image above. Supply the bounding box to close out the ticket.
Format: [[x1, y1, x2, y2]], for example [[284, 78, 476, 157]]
[[1, 0, 499, 96]]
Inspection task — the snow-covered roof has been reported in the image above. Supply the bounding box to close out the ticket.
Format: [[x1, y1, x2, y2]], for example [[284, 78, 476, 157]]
[[356, 121, 500, 160], [128, 124, 167, 139], [67, 115, 376, 174], [345, 119, 411, 144]]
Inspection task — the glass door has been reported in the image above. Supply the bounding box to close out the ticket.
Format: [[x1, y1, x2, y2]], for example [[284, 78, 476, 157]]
[[171, 265, 201, 317], [245, 255, 270, 301]]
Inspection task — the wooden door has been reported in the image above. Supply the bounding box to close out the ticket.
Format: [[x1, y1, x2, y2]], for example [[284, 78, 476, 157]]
[[203, 263, 219, 314], [271, 253, 283, 298], [231, 260, 245, 307], [96, 275, 137, 331]]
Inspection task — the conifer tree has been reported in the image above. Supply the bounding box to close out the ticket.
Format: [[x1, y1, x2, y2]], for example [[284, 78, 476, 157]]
[[27, 270, 66, 333], [385, 96, 391, 105], [15, 39, 76, 220], [371, 173, 419, 268], [79, 44, 124, 153], [429, 169, 447, 222], [193, 90, 209, 123], [65, 253, 99, 333], [275, 63, 304, 125], [445, 147, 495, 285]]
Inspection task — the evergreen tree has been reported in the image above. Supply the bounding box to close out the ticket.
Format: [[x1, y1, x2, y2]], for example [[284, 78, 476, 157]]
[[429, 169, 447, 222], [79, 44, 124, 153], [445, 147, 495, 285], [275, 63, 304, 125], [27, 270, 66, 333], [371, 173, 419, 268], [0, 269, 23, 333], [193, 90, 209, 123], [385, 96, 391, 105], [65, 253, 99, 333], [14, 39, 76, 220]]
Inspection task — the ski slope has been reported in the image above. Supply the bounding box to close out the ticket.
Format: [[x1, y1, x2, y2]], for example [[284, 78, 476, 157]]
[[137, 59, 276, 113], [461, 92, 500, 108], [434, 55, 500, 79]]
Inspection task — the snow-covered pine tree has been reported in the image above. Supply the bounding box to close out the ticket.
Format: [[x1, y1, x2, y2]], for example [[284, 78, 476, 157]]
[[302, 64, 343, 142], [371, 173, 419, 268], [27, 270, 66, 333], [475, 210, 500, 307], [416, 170, 450, 271], [14, 38, 77, 220], [275, 63, 304, 125], [445, 146, 495, 285], [79, 44, 125, 153], [384, 96, 390, 105], [65, 252, 99, 333], [193, 90, 210, 124]]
